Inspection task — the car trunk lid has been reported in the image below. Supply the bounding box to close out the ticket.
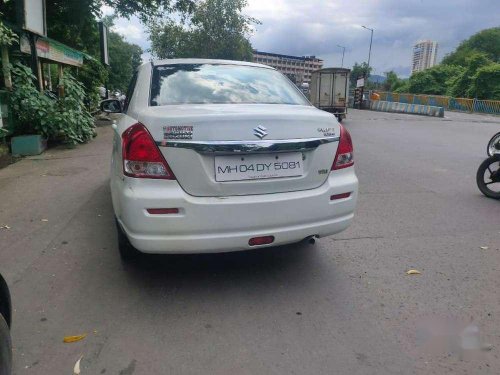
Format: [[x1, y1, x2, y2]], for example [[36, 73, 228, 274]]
[[138, 104, 340, 197]]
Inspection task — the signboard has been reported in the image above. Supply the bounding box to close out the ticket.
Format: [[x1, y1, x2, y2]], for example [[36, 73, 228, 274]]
[[22, 0, 47, 36], [99, 22, 110, 66], [356, 77, 365, 88], [20, 35, 84, 67]]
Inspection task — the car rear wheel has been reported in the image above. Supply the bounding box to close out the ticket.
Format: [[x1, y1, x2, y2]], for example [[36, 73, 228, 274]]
[[0, 313, 12, 375], [115, 219, 142, 261]]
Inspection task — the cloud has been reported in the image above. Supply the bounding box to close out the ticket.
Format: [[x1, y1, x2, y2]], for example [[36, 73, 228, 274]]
[[246, 0, 500, 76], [110, 15, 149, 51], [101, 5, 114, 16], [103, 0, 499, 76], [113, 23, 143, 42]]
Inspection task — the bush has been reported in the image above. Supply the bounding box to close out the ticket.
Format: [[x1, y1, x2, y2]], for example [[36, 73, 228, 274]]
[[448, 53, 494, 98], [10, 62, 96, 144], [0, 13, 17, 46], [469, 63, 500, 100], [408, 65, 464, 95], [75, 58, 108, 111]]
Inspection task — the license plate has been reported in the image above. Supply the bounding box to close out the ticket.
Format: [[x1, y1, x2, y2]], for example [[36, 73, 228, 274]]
[[215, 152, 304, 182]]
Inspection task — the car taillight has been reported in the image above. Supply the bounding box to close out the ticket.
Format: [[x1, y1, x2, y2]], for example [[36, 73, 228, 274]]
[[332, 124, 354, 170], [122, 123, 175, 179]]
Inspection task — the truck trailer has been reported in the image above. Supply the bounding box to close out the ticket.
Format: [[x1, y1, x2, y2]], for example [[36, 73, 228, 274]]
[[309, 68, 351, 121]]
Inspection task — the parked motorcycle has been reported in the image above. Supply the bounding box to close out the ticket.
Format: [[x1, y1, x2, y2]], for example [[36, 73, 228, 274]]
[[477, 154, 500, 199], [487, 131, 500, 156]]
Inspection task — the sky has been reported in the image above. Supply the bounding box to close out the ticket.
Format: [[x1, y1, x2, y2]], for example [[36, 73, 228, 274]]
[[103, 0, 500, 77]]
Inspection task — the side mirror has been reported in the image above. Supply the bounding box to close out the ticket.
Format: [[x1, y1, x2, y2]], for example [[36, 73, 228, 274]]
[[100, 99, 123, 113]]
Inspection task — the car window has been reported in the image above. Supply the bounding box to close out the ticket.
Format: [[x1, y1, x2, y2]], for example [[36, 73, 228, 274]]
[[150, 64, 310, 106]]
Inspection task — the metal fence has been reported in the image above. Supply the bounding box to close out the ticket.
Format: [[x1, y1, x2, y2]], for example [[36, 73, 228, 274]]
[[377, 92, 500, 115]]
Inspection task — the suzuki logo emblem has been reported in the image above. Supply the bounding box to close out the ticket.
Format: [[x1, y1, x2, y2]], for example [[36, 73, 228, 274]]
[[253, 125, 268, 139]]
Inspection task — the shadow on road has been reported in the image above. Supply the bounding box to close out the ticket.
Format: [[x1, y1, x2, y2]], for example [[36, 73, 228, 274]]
[[118, 241, 322, 290], [73, 182, 335, 300]]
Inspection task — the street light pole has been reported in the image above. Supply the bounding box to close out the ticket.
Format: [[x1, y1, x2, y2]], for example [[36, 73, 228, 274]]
[[362, 26, 374, 79], [337, 45, 346, 68]]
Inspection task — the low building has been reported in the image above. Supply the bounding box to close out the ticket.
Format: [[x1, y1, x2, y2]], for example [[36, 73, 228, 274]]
[[411, 40, 438, 75], [252, 50, 324, 85]]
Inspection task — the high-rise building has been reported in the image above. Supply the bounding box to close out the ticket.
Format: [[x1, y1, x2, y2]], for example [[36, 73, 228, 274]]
[[411, 40, 438, 75], [252, 50, 323, 85]]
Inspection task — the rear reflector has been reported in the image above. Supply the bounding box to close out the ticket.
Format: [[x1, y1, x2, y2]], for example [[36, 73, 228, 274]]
[[147, 208, 179, 215], [330, 192, 351, 200], [249, 236, 275, 246]]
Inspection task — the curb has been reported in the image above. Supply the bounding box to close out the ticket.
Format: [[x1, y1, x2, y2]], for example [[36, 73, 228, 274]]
[[370, 100, 444, 117]]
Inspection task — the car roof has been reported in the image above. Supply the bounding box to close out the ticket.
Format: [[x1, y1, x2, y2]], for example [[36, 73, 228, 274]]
[[147, 58, 274, 70]]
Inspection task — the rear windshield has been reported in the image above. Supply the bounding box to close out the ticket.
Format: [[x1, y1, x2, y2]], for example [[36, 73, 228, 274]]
[[150, 64, 310, 106]]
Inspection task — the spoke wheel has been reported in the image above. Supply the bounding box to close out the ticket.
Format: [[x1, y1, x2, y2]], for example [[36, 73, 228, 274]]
[[476, 155, 500, 199]]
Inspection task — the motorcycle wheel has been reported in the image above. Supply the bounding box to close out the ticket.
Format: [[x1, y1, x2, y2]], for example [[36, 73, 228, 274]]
[[487, 132, 500, 156], [476, 155, 500, 199], [0, 313, 12, 375]]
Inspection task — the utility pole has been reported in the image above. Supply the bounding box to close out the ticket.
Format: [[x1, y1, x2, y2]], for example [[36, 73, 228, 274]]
[[362, 26, 374, 79], [337, 45, 346, 68]]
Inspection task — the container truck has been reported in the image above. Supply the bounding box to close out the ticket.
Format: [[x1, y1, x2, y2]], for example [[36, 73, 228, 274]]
[[309, 68, 351, 121]]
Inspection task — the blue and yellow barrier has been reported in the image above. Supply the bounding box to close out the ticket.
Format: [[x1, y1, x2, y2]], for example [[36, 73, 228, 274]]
[[370, 100, 444, 117], [378, 92, 500, 115]]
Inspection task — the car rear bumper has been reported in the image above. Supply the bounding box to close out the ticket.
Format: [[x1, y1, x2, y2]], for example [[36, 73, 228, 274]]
[[111, 168, 358, 254]]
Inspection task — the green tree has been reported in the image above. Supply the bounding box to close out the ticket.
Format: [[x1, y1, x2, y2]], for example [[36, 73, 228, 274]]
[[349, 62, 372, 87], [408, 64, 464, 95], [103, 0, 196, 21], [408, 71, 438, 94], [0, 0, 196, 56], [101, 15, 143, 92], [442, 27, 500, 67], [107, 32, 143, 92], [78, 58, 108, 109], [393, 80, 409, 93], [149, 0, 258, 61], [448, 52, 493, 98], [382, 71, 406, 92], [149, 19, 196, 59], [0, 0, 195, 85], [468, 63, 500, 100], [0, 1, 197, 32]]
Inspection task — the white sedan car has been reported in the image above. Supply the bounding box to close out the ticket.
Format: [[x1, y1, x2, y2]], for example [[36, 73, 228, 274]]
[[105, 59, 358, 260]]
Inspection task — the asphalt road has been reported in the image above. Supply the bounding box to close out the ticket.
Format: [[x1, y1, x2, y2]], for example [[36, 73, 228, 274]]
[[1, 109, 499, 374]]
